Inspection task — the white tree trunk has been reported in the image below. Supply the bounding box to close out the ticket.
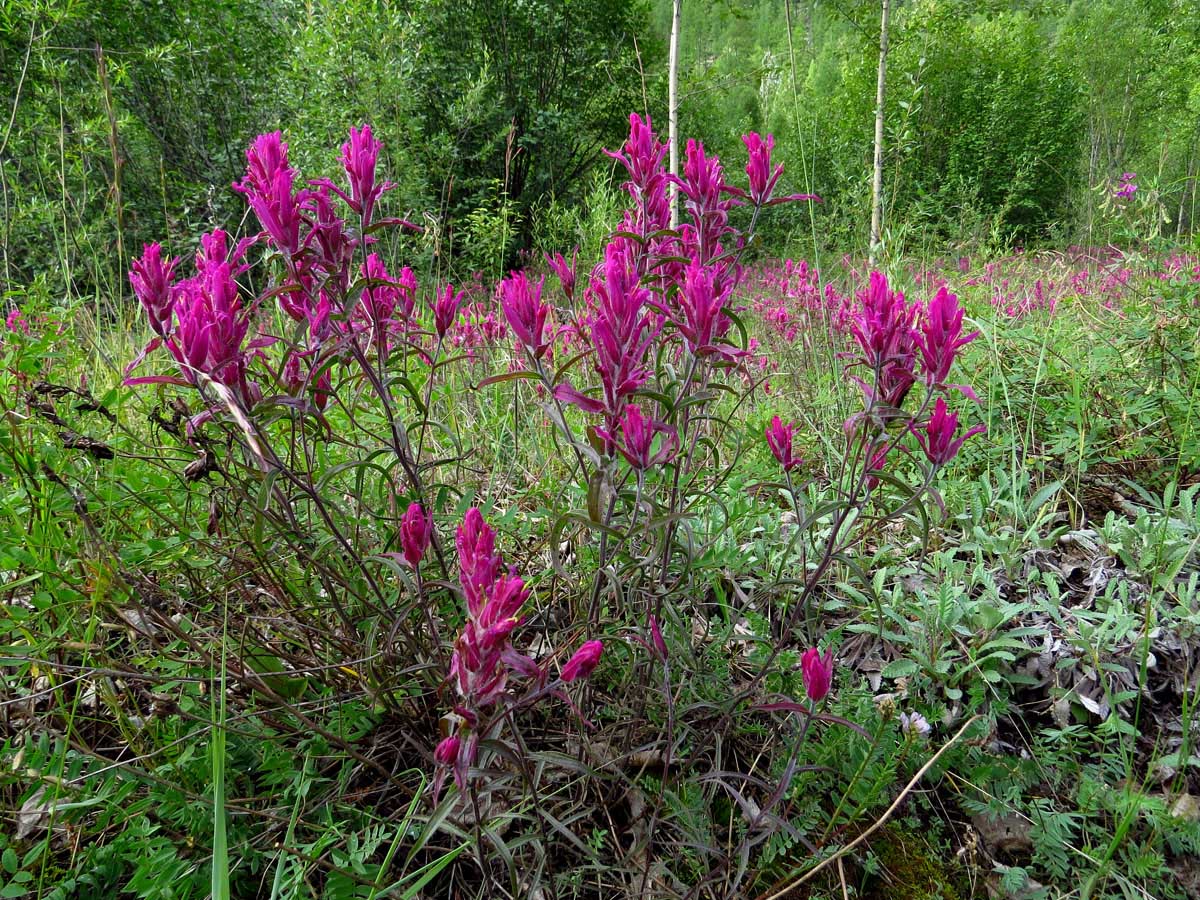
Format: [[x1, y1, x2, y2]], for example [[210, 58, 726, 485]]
[[669, 0, 681, 228], [869, 0, 890, 262]]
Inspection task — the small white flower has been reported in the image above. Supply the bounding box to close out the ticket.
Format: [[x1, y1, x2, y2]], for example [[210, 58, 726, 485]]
[[899, 710, 931, 738]]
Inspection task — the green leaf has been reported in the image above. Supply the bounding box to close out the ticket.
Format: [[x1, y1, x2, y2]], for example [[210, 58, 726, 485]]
[[881, 658, 920, 679]]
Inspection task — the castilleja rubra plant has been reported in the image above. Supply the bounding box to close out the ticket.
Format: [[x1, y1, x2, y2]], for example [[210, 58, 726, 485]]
[[434, 508, 602, 796], [118, 116, 994, 890]]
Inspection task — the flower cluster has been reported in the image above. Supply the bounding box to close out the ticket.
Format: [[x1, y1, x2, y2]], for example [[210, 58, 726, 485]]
[[598, 403, 678, 471], [914, 397, 986, 466], [434, 508, 602, 795], [605, 112, 673, 251], [129, 125, 468, 421], [846, 271, 921, 413], [399, 502, 432, 568], [764, 270, 984, 478], [5, 307, 30, 335], [548, 116, 812, 472], [739, 132, 819, 209], [555, 240, 665, 455], [500, 271, 553, 361], [1114, 172, 1137, 201], [126, 230, 262, 419]]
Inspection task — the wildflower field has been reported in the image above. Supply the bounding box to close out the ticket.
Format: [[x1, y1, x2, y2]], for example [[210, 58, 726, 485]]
[[3, 2, 1200, 899]]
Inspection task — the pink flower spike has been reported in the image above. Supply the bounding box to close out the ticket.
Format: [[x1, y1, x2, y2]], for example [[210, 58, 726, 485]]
[[360, 252, 402, 332], [602, 404, 678, 470], [234, 132, 304, 257], [676, 256, 735, 358], [456, 508, 502, 616], [432, 284, 466, 339], [918, 285, 979, 390], [167, 256, 252, 403], [561, 640, 603, 682], [743, 131, 784, 206], [339, 124, 392, 226], [849, 270, 920, 370], [766, 416, 801, 472], [130, 243, 179, 337], [400, 502, 432, 568], [6, 308, 29, 335], [801, 646, 834, 702], [913, 397, 986, 466], [545, 248, 579, 302], [500, 271, 552, 360]]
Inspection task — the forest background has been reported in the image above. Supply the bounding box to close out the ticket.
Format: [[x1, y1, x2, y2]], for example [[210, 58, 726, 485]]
[[5, 0, 1199, 309]]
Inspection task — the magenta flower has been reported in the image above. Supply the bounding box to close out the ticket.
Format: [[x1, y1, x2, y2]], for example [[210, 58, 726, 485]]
[[606, 113, 669, 195], [844, 271, 922, 414], [194, 227, 254, 278], [649, 615, 668, 661], [440, 507, 602, 796], [434, 734, 461, 766], [335, 124, 392, 226], [234, 132, 304, 257], [302, 185, 356, 286], [400, 502, 432, 568], [917, 286, 979, 396], [739, 131, 819, 207], [448, 573, 528, 708], [545, 248, 579, 302], [500, 271, 552, 360], [875, 358, 918, 411], [605, 114, 673, 238], [766, 415, 801, 472], [554, 241, 660, 450], [124, 229, 258, 402], [431, 283, 466, 339], [5, 308, 29, 335], [561, 640, 603, 682], [674, 256, 735, 358], [801, 646, 834, 702], [599, 404, 678, 470], [849, 271, 920, 371], [447, 509, 534, 717], [394, 266, 418, 323], [302, 290, 332, 344], [679, 138, 725, 214], [239, 131, 289, 198], [456, 507, 503, 616], [168, 261, 247, 383], [678, 139, 737, 262], [913, 397, 986, 466], [130, 243, 178, 337], [360, 253, 401, 334], [744, 132, 784, 206], [865, 441, 891, 490]]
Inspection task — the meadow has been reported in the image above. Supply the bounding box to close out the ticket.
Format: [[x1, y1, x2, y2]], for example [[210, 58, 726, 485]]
[[2, 115, 1199, 900]]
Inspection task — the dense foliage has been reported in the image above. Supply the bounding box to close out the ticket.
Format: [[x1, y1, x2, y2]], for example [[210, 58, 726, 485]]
[[659, 0, 1200, 251]]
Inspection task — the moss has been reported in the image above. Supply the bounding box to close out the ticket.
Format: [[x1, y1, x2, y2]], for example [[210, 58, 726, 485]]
[[862, 825, 967, 900]]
